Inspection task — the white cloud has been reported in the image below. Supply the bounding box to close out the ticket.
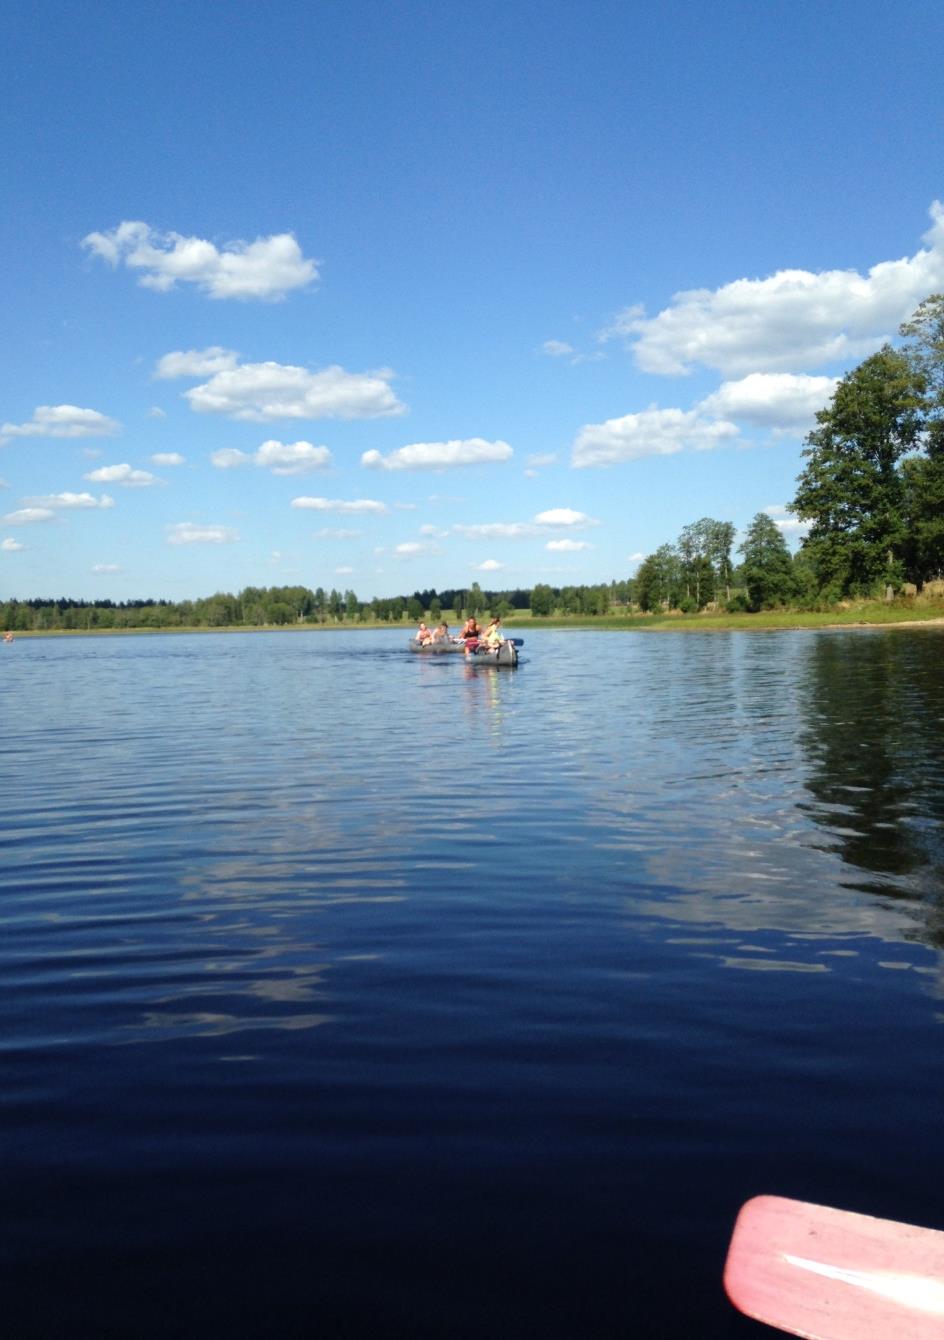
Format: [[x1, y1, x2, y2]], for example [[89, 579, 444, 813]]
[[151, 452, 185, 465], [166, 522, 239, 545], [572, 407, 739, 467], [476, 558, 503, 571], [420, 524, 449, 538], [527, 452, 558, 468], [255, 439, 331, 475], [82, 222, 318, 300], [92, 563, 122, 574], [764, 503, 810, 536], [454, 522, 533, 540], [603, 200, 944, 376], [534, 507, 598, 527], [186, 361, 404, 422], [546, 539, 591, 552], [394, 541, 433, 556], [1, 404, 120, 444], [155, 347, 240, 379], [362, 438, 512, 471], [627, 551, 645, 562], [316, 527, 361, 539], [147, 407, 167, 420], [211, 448, 251, 469], [540, 339, 604, 366], [84, 463, 158, 487], [291, 496, 388, 514], [2, 537, 25, 551], [23, 492, 115, 509], [335, 565, 354, 575], [0, 477, 8, 489], [698, 373, 838, 434], [3, 507, 55, 524]]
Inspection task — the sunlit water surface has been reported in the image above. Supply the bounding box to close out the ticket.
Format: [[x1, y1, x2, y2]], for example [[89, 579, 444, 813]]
[[2, 628, 943, 1337]]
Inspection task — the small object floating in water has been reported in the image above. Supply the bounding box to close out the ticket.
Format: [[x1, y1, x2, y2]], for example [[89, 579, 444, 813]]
[[2, 631, 13, 643], [724, 1194, 944, 1340]]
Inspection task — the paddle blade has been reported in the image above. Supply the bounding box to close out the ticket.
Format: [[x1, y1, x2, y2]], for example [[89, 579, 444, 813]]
[[724, 1195, 944, 1340]]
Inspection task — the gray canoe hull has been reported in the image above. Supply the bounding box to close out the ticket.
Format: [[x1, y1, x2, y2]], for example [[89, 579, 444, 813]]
[[408, 639, 519, 666]]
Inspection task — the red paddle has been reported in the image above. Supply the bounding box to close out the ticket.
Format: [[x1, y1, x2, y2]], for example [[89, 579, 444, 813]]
[[724, 1195, 944, 1339]]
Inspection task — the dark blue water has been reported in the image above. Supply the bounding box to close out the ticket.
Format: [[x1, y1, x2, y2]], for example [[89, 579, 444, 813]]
[[2, 628, 943, 1337]]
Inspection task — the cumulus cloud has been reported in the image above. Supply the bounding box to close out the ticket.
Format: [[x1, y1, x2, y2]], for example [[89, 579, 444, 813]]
[[335, 565, 354, 575], [255, 440, 331, 475], [3, 507, 55, 524], [2, 537, 25, 551], [291, 496, 388, 514], [546, 539, 592, 552], [185, 361, 404, 422], [602, 201, 944, 376], [82, 222, 318, 300], [147, 407, 167, 419], [476, 559, 503, 571], [151, 452, 185, 465], [453, 509, 598, 541], [166, 522, 239, 545], [155, 347, 240, 379], [541, 339, 574, 357], [764, 503, 810, 537], [1, 404, 120, 444], [534, 507, 598, 527], [698, 372, 838, 434], [210, 448, 251, 469], [23, 492, 115, 509], [212, 441, 331, 474], [362, 438, 512, 471], [394, 541, 433, 556], [92, 563, 122, 574], [572, 407, 739, 467], [316, 527, 361, 539], [84, 463, 158, 487], [527, 452, 558, 468]]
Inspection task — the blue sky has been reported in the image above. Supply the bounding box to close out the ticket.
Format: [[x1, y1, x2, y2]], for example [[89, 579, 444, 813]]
[[2, 0, 943, 602]]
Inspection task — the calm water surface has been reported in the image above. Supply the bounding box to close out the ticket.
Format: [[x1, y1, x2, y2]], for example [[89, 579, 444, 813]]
[[2, 628, 943, 1337]]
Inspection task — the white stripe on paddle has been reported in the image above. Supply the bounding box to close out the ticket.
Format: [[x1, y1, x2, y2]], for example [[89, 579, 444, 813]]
[[783, 1253, 944, 1315]]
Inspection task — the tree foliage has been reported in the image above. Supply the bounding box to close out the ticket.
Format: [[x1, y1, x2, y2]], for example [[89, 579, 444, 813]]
[[739, 513, 796, 610]]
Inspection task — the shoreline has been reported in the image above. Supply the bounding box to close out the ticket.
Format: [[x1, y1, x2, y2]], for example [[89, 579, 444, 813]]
[[6, 611, 944, 639]]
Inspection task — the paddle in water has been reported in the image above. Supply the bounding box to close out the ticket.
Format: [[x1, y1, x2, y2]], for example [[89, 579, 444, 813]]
[[724, 1195, 944, 1340]]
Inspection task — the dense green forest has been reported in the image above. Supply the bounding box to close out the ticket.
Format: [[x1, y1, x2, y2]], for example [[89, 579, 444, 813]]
[[3, 297, 943, 633]]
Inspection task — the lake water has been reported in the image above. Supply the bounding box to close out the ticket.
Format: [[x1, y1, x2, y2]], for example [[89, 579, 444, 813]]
[[2, 627, 943, 1338]]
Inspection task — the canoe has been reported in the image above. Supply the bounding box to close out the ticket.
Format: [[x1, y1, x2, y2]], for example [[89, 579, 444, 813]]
[[408, 638, 519, 666], [408, 639, 467, 654]]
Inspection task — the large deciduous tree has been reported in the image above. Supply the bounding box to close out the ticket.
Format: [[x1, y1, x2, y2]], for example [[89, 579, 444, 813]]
[[791, 346, 925, 595], [900, 294, 944, 583]]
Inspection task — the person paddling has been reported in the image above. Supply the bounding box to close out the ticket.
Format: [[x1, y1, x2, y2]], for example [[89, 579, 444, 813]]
[[460, 616, 481, 654]]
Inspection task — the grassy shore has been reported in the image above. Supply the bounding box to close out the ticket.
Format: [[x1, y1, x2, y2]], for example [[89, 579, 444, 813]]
[[517, 601, 944, 632]]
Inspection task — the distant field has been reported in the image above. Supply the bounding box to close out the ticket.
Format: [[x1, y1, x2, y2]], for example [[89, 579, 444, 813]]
[[8, 600, 944, 637]]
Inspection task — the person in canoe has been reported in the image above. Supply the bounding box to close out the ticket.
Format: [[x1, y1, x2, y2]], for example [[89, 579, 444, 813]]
[[459, 616, 481, 647], [414, 622, 433, 645], [430, 621, 451, 643], [482, 616, 504, 649]]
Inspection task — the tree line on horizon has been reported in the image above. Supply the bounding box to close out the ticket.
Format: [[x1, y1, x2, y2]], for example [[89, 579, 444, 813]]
[[3, 297, 942, 631]]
